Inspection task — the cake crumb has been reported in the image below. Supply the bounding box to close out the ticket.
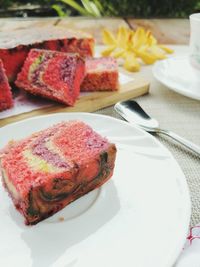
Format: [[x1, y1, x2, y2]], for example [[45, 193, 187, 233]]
[[59, 217, 65, 222]]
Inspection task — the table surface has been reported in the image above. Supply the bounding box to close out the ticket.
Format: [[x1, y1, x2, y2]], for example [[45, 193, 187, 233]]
[[0, 17, 199, 227]]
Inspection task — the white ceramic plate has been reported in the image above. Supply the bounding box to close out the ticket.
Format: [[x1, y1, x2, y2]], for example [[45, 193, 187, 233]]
[[153, 56, 200, 100], [0, 113, 190, 267]]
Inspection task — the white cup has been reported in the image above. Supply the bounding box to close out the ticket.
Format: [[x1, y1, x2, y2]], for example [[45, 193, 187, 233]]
[[189, 13, 200, 72]]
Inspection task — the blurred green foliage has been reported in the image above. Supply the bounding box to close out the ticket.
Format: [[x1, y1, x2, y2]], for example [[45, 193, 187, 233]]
[[1, 0, 49, 5], [1, 0, 200, 17], [101, 0, 199, 17], [53, 0, 102, 17], [0, 0, 51, 8]]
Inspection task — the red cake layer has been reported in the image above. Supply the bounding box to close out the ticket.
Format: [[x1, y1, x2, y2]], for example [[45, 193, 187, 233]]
[[81, 57, 119, 91], [15, 49, 85, 106], [0, 121, 117, 225], [0, 59, 13, 111], [0, 27, 94, 81]]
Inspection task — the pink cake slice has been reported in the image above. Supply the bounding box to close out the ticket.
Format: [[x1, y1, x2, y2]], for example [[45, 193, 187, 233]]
[[81, 57, 119, 91], [15, 49, 85, 106], [0, 27, 94, 82], [0, 59, 13, 111], [0, 121, 117, 225]]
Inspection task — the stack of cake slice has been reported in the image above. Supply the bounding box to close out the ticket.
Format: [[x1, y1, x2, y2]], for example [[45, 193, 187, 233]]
[[0, 26, 119, 111]]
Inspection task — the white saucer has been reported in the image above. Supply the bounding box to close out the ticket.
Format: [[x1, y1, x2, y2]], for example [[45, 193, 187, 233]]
[[153, 56, 200, 100]]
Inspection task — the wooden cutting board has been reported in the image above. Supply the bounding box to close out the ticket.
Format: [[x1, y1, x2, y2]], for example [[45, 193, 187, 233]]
[[0, 74, 149, 127]]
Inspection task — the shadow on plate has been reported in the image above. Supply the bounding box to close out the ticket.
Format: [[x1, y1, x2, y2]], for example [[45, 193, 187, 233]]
[[9, 180, 120, 267]]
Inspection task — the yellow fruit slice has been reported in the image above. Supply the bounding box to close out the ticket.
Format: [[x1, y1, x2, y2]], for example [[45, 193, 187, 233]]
[[124, 52, 140, 72], [101, 45, 116, 56], [101, 26, 174, 72], [112, 47, 126, 58], [102, 29, 117, 45], [131, 27, 147, 49], [136, 49, 157, 64], [159, 45, 174, 54], [117, 26, 130, 49], [147, 45, 167, 60]]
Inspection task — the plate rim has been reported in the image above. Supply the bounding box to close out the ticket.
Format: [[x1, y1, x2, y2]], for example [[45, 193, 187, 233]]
[[153, 55, 200, 100], [0, 112, 191, 267]]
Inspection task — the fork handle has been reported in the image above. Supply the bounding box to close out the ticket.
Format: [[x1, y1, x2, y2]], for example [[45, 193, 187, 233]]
[[159, 129, 200, 156]]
